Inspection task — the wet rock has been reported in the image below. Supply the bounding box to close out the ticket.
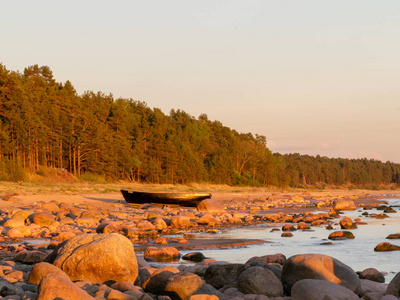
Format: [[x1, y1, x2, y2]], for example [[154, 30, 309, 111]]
[[374, 242, 400, 251], [182, 252, 206, 262], [46, 233, 138, 284], [28, 262, 70, 285], [197, 213, 219, 226], [333, 200, 356, 211], [384, 207, 397, 213], [197, 199, 225, 214], [386, 233, 400, 239], [155, 237, 168, 245], [297, 222, 310, 230], [386, 272, 400, 297], [328, 230, 355, 240], [359, 268, 385, 283], [142, 266, 180, 295], [237, 266, 284, 297], [291, 278, 359, 300], [282, 224, 296, 231], [144, 246, 180, 262], [37, 274, 95, 300], [152, 217, 168, 230], [164, 272, 203, 300], [339, 216, 358, 229], [281, 232, 293, 237], [204, 263, 247, 289], [281, 253, 360, 295]]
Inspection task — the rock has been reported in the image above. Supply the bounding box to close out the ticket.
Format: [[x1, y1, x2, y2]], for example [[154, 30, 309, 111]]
[[297, 222, 310, 230], [170, 215, 191, 228], [204, 263, 247, 289], [333, 200, 356, 211], [0, 280, 24, 296], [7, 227, 31, 238], [12, 210, 34, 220], [328, 231, 355, 240], [28, 262, 70, 285], [46, 233, 138, 284], [246, 253, 286, 265], [291, 279, 359, 300], [359, 268, 385, 283], [4, 218, 25, 228], [142, 266, 180, 295], [339, 216, 358, 229], [144, 246, 180, 262], [374, 242, 400, 251], [152, 217, 168, 230], [197, 199, 225, 214], [281, 254, 360, 295], [386, 272, 400, 297], [164, 272, 203, 300], [359, 278, 387, 296], [37, 274, 95, 300], [182, 252, 206, 262], [188, 295, 219, 300], [32, 212, 56, 227], [386, 233, 400, 239], [41, 202, 60, 213], [282, 224, 296, 231], [281, 232, 293, 237], [14, 250, 48, 264], [237, 266, 284, 297], [198, 213, 219, 226]]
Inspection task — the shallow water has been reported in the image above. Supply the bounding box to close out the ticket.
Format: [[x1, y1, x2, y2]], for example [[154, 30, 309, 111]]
[[181, 196, 400, 282]]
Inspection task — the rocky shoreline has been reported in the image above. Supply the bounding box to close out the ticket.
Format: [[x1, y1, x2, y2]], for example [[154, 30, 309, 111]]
[[0, 190, 399, 299]]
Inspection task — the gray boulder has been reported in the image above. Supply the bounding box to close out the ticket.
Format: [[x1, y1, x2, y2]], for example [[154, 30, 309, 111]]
[[237, 266, 283, 297], [291, 279, 359, 300], [386, 272, 400, 297], [204, 263, 247, 289], [164, 272, 203, 300]]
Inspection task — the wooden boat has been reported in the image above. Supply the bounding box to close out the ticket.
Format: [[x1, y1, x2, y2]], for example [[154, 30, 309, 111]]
[[120, 190, 211, 207]]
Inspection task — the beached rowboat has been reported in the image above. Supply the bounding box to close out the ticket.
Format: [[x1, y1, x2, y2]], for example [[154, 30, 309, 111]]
[[120, 190, 211, 207]]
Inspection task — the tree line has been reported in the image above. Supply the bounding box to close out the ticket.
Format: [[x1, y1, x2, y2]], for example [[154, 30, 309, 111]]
[[0, 64, 399, 188]]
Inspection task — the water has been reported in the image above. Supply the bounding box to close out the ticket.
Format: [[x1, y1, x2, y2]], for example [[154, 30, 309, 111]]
[[180, 196, 400, 282]]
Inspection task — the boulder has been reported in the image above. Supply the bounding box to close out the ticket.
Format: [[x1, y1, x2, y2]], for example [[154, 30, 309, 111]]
[[46, 233, 138, 284], [164, 272, 203, 300], [359, 278, 387, 296], [12, 210, 34, 220], [14, 250, 48, 264], [32, 212, 56, 227], [291, 279, 359, 300], [142, 266, 180, 295], [359, 268, 385, 283], [237, 266, 283, 297], [37, 274, 95, 300], [339, 216, 358, 229], [182, 252, 206, 262], [204, 263, 247, 289], [386, 233, 400, 239], [297, 222, 311, 230], [386, 272, 400, 297], [4, 218, 25, 228], [198, 213, 219, 226], [29, 262, 70, 285], [197, 199, 225, 214], [281, 254, 360, 295], [333, 200, 356, 211], [374, 242, 400, 251], [144, 246, 180, 262]]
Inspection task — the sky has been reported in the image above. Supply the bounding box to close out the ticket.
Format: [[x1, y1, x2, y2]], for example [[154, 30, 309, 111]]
[[2, 1, 400, 163]]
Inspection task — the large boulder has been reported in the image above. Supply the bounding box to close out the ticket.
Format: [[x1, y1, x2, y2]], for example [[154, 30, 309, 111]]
[[281, 254, 360, 295], [374, 242, 400, 251], [45, 233, 138, 284], [197, 199, 225, 214], [237, 266, 283, 297], [144, 246, 180, 262], [340, 216, 358, 229], [291, 279, 359, 300], [164, 272, 203, 300], [142, 266, 180, 295], [359, 268, 385, 283], [32, 212, 56, 227], [246, 253, 286, 265], [37, 274, 95, 300]]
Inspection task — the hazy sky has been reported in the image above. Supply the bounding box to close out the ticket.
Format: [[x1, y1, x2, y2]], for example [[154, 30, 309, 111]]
[[2, 1, 400, 163]]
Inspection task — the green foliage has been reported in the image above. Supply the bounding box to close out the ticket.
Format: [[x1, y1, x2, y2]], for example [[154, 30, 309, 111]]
[[1, 63, 400, 188]]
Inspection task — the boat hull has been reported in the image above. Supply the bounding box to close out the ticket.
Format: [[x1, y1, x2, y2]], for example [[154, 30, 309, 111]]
[[120, 190, 211, 207]]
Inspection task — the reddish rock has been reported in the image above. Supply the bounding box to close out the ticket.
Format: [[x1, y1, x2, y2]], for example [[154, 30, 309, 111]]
[[328, 231, 355, 240], [340, 217, 358, 229], [37, 274, 95, 300], [333, 200, 356, 211], [29, 262, 70, 285], [374, 242, 400, 251], [144, 246, 180, 262], [142, 266, 180, 295], [170, 216, 191, 228], [32, 212, 56, 227], [164, 272, 203, 300], [197, 199, 225, 214], [4, 218, 25, 228], [14, 250, 48, 264], [47, 233, 138, 284]]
